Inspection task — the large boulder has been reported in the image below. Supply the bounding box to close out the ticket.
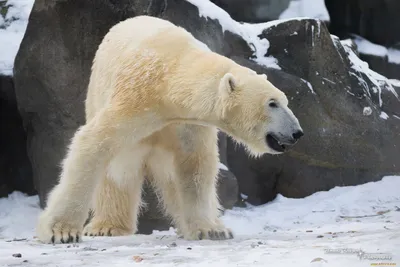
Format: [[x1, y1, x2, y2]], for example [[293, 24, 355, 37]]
[[325, 0, 400, 47], [324, 0, 400, 82], [13, 0, 239, 233], [0, 75, 35, 198], [347, 36, 400, 81], [210, 0, 291, 23], [227, 19, 400, 205]]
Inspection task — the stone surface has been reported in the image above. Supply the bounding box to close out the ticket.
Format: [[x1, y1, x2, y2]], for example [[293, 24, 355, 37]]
[[210, 0, 291, 23], [0, 75, 35, 198], [325, 0, 400, 47], [226, 19, 400, 205], [324, 0, 400, 81], [357, 53, 400, 81]]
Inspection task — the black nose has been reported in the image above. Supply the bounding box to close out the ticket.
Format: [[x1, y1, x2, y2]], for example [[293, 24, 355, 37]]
[[292, 130, 304, 141]]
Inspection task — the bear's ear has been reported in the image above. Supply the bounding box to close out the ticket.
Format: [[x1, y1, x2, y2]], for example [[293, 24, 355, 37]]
[[259, 73, 268, 79], [219, 73, 236, 96]]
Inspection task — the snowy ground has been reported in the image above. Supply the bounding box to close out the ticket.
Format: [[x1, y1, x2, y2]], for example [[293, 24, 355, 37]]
[[1, 176, 399, 267], [0, 0, 34, 76]]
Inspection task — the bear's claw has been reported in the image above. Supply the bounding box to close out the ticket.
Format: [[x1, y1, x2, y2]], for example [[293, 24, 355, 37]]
[[42, 225, 81, 244], [193, 228, 234, 240], [83, 223, 132, 237]]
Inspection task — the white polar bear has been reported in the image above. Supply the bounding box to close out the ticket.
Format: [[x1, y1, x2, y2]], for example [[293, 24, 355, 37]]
[[36, 15, 303, 244]]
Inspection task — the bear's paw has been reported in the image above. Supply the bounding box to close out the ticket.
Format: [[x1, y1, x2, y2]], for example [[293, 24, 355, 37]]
[[36, 213, 82, 244], [185, 227, 234, 241], [83, 222, 133, 237]]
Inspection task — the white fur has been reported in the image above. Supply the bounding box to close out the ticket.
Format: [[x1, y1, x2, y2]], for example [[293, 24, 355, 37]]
[[36, 16, 302, 244]]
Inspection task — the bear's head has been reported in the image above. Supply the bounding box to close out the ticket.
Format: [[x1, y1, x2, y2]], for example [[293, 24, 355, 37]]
[[217, 70, 303, 157]]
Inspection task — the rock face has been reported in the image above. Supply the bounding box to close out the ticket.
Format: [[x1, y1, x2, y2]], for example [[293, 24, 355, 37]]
[[325, 0, 400, 47], [324, 0, 400, 81], [210, 0, 291, 23], [13, 0, 400, 231], [227, 19, 400, 205], [13, 0, 239, 232], [0, 75, 35, 198], [357, 53, 400, 81]]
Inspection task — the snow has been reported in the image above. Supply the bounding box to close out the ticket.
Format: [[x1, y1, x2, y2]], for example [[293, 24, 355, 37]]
[[389, 79, 400, 87], [301, 78, 316, 94], [363, 107, 372, 116], [186, 0, 330, 71], [218, 162, 228, 171], [337, 37, 399, 110], [1, 176, 400, 267], [0, 0, 34, 76], [186, 0, 281, 69], [380, 112, 389, 120], [279, 0, 330, 22], [353, 36, 400, 64]]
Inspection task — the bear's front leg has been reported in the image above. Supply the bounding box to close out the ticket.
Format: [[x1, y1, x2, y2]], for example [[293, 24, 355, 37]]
[[36, 110, 120, 244], [173, 148, 234, 241]]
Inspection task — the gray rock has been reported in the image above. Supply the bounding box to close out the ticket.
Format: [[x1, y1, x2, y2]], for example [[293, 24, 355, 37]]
[[0, 75, 35, 198], [211, 0, 291, 23], [226, 19, 400, 205], [358, 53, 400, 81], [325, 0, 400, 47]]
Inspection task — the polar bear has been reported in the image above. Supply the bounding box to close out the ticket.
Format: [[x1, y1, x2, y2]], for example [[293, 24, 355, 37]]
[[36, 15, 303, 244]]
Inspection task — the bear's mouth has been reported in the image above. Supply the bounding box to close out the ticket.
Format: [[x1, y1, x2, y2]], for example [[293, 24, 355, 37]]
[[266, 134, 286, 153]]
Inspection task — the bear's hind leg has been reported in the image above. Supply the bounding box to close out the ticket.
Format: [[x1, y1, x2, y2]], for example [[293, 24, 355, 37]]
[[36, 110, 118, 244], [83, 147, 149, 237], [36, 108, 164, 244]]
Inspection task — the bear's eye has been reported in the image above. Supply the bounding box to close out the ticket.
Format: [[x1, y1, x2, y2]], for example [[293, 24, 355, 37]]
[[269, 101, 278, 108]]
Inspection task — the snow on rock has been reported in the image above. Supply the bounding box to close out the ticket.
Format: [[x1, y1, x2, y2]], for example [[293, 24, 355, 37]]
[[363, 106, 372, 116], [279, 0, 330, 22], [0, 0, 34, 76], [336, 36, 399, 114], [300, 78, 316, 94], [186, 0, 281, 69], [1, 176, 400, 266], [380, 112, 389, 120], [353, 35, 400, 65], [218, 162, 228, 171], [389, 79, 400, 87]]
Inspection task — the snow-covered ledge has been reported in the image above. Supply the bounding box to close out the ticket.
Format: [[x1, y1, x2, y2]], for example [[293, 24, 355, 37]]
[[335, 36, 399, 113]]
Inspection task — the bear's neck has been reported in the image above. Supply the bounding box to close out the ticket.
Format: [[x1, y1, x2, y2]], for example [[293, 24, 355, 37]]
[[165, 50, 235, 127]]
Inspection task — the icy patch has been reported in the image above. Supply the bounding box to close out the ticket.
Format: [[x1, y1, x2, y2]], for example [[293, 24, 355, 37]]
[[1, 176, 400, 266], [0, 0, 34, 76], [279, 0, 330, 22], [186, 0, 281, 69], [353, 36, 400, 64]]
